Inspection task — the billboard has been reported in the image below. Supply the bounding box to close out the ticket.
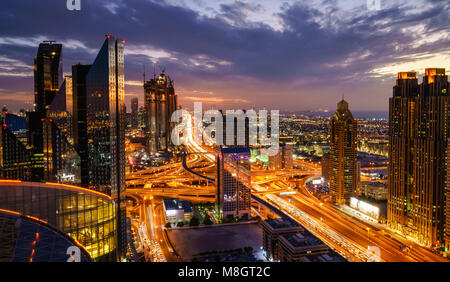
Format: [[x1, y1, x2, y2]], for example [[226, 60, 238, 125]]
[[350, 197, 380, 219]]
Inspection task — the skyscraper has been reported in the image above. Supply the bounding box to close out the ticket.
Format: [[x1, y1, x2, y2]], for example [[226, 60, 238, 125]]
[[28, 41, 64, 182], [328, 99, 357, 205], [72, 63, 92, 187], [144, 71, 177, 154], [216, 147, 252, 221], [44, 77, 81, 184], [389, 69, 449, 247], [34, 41, 63, 115], [86, 35, 126, 260], [131, 97, 139, 129], [0, 114, 32, 181]]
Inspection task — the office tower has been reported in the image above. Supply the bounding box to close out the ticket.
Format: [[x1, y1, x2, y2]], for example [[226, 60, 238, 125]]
[[261, 218, 304, 261], [42, 75, 80, 184], [389, 69, 449, 247], [42, 118, 81, 184], [86, 35, 126, 260], [216, 147, 252, 221], [328, 99, 357, 205], [34, 41, 63, 115], [144, 71, 177, 154], [131, 97, 138, 129], [72, 63, 92, 187], [26, 111, 45, 181], [47, 77, 74, 144], [28, 41, 63, 182], [0, 115, 32, 181], [4, 113, 27, 145]]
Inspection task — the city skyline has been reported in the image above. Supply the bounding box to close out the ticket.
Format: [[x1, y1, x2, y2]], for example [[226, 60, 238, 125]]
[[1, 0, 449, 112], [1, 0, 450, 266]]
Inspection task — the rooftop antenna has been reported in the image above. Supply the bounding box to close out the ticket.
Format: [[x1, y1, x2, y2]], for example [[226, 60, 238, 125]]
[[342, 93, 345, 101], [153, 62, 157, 78]]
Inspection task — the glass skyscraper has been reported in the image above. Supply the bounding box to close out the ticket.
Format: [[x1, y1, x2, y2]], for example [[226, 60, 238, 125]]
[[86, 35, 126, 260], [34, 41, 63, 116]]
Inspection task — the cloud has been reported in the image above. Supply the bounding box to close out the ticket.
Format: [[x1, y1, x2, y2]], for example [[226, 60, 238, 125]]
[[0, 0, 449, 112]]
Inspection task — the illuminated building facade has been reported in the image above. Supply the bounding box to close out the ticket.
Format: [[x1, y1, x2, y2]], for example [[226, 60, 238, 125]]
[[216, 147, 251, 221], [0, 181, 116, 261], [389, 69, 449, 247], [43, 77, 81, 184], [144, 72, 177, 154], [86, 35, 126, 259], [0, 209, 92, 262], [329, 99, 358, 204], [0, 116, 32, 181], [42, 118, 81, 184], [26, 42, 64, 182]]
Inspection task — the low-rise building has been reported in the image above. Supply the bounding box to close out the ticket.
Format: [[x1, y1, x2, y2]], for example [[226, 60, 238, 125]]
[[261, 217, 304, 261], [163, 198, 193, 224], [278, 232, 330, 262], [360, 182, 387, 200]]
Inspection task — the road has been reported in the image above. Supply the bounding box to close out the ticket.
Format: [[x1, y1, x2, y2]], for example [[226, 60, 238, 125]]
[[125, 113, 448, 262]]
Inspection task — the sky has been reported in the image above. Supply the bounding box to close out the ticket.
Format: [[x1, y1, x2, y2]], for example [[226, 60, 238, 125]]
[[0, 0, 449, 113]]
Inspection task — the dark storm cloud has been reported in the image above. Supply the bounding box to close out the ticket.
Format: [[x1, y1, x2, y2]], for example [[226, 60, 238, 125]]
[[0, 0, 449, 111]]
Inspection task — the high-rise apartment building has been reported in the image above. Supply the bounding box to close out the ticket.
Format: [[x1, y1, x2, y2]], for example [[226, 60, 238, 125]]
[[144, 72, 177, 154], [216, 147, 252, 221], [328, 99, 358, 204], [86, 35, 126, 260], [389, 69, 449, 247]]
